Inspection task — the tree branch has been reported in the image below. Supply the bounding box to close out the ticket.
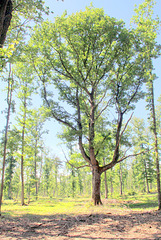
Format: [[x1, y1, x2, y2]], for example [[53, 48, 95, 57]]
[[76, 87, 91, 164], [117, 147, 154, 164], [100, 112, 133, 174], [95, 133, 110, 157], [31, 59, 77, 131], [61, 147, 90, 170], [95, 97, 112, 121]]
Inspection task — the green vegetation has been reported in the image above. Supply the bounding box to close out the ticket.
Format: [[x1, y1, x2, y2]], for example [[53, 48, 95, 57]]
[[1, 194, 158, 218]]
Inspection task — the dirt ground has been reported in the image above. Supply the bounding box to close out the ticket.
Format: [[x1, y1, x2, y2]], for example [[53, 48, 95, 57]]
[[0, 207, 161, 239]]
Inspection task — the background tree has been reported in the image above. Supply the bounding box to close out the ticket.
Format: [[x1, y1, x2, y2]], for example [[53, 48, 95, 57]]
[[14, 61, 36, 205], [52, 156, 62, 197], [131, 118, 154, 193], [0, 63, 14, 215], [26, 107, 48, 199], [132, 0, 161, 209], [4, 128, 20, 199]]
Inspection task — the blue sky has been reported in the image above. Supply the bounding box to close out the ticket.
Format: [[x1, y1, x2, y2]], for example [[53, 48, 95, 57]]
[[41, 0, 161, 157]]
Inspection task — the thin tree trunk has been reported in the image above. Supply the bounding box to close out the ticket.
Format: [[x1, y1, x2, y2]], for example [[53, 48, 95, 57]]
[[21, 94, 27, 206], [110, 178, 113, 196], [149, 80, 161, 210], [34, 138, 38, 200], [8, 175, 12, 199], [38, 149, 43, 193], [34, 155, 38, 200], [119, 163, 123, 195], [103, 158, 108, 199], [55, 169, 58, 197], [21, 139, 25, 205], [143, 158, 150, 193], [0, 64, 13, 215]]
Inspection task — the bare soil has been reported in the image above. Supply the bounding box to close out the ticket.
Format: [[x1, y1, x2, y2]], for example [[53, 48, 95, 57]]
[[0, 201, 161, 240]]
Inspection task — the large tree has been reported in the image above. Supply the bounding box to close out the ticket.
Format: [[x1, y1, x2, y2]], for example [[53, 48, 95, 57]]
[[28, 6, 149, 204]]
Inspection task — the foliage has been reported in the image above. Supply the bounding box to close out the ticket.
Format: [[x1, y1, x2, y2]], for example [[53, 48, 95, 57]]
[[0, 0, 49, 70]]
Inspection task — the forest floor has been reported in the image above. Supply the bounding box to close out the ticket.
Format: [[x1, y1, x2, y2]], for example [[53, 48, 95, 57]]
[[0, 197, 161, 239]]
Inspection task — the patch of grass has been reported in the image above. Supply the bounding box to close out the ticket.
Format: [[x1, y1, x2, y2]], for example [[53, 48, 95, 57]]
[[1, 193, 159, 218], [1, 197, 93, 217], [112, 193, 158, 210]]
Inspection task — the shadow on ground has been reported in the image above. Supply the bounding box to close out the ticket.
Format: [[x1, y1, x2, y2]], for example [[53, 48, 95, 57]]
[[0, 210, 161, 239]]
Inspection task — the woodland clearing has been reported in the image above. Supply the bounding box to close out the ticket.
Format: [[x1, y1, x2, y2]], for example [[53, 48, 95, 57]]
[[0, 196, 161, 239]]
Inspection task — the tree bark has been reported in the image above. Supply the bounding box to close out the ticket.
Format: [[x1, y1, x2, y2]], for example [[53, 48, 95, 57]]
[[92, 166, 102, 205], [0, 0, 12, 47]]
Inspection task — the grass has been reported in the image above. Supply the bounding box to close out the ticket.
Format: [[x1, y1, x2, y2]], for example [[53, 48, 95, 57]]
[[1, 193, 159, 218], [1, 197, 93, 217], [113, 192, 158, 210]]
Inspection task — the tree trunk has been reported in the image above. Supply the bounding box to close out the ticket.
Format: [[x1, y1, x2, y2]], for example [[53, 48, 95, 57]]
[[143, 158, 150, 193], [35, 159, 38, 200], [38, 149, 43, 193], [8, 177, 12, 199], [103, 158, 108, 199], [149, 80, 161, 210], [34, 138, 38, 200], [119, 163, 123, 195], [21, 99, 27, 206], [92, 167, 102, 205], [21, 154, 25, 205], [110, 179, 113, 196], [0, 0, 12, 47]]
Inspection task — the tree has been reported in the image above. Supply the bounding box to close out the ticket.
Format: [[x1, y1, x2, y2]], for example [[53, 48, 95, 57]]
[[28, 6, 150, 205], [131, 117, 155, 193], [52, 156, 62, 197], [3, 128, 20, 199], [0, 63, 14, 215], [132, 0, 161, 209], [26, 107, 48, 199], [14, 61, 36, 205], [4, 156, 16, 199]]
